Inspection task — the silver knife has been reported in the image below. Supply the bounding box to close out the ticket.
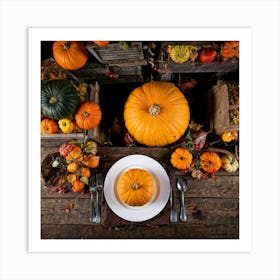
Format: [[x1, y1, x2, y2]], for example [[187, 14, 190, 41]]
[[169, 170, 177, 223]]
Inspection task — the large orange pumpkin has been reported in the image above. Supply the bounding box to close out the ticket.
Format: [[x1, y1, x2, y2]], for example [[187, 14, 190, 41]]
[[53, 41, 89, 70], [117, 168, 155, 207], [74, 101, 102, 130], [200, 151, 222, 173], [124, 81, 190, 146]]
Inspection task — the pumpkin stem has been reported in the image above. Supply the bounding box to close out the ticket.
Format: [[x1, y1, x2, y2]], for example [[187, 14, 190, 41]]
[[83, 111, 90, 118], [148, 104, 161, 116], [63, 42, 70, 50], [49, 96, 58, 104], [132, 183, 139, 190]]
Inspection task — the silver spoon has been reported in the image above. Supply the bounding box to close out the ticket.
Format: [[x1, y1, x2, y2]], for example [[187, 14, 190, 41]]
[[177, 177, 187, 222]]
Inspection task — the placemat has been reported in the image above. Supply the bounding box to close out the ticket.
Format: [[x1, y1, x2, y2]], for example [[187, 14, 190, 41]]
[[102, 201, 171, 228]]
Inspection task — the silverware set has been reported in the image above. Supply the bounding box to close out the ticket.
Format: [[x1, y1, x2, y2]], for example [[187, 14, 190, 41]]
[[169, 173, 188, 223], [89, 170, 187, 224], [89, 172, 103, 224]]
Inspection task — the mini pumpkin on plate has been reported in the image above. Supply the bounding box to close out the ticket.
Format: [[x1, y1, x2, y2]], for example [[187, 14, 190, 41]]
[[117, 168, 155, 207]]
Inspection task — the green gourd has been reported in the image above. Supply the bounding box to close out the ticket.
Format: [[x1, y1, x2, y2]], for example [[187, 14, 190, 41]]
[[41, 80, 80, 120]]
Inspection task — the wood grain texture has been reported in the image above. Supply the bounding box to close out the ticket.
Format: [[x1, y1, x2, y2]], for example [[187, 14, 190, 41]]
[[41, 146, 239, 239]]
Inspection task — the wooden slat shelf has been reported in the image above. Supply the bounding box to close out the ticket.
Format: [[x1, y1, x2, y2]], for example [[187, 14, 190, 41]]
[[158, 60, 239, 73]]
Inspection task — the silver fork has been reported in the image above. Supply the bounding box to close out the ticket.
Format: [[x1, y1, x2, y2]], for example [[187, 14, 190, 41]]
[[89, 175, 97, 223], [95, 172, 103, 224]]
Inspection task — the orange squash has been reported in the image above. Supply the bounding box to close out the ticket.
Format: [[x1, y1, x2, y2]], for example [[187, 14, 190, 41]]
[[170, 147, 193, 171], [65, 146, 83, 163], [40, 118, 58, 134], [72, 179, 85, 193], [221, 41, 239, 60], [83, 155, 99, 168], [79, 167, 91, 178], [117, 169, 155, 207], [75, 101, 102, 130], [200, 151, 222, 173], [93, 41, 110, 47], [124, 81, 190, 146], [67, 162, 80, 173], [53, 41, 88, 70]]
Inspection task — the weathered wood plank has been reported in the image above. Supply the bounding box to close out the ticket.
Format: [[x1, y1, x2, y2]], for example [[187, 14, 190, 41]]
[[41, 174, 239, 199], [158, 60, 239, 74], [41, 224, 239, 239], [41, 197, 238, 226]]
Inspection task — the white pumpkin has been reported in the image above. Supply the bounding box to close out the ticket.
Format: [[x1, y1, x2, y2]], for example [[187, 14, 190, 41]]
[[221, 154, 239, 172]]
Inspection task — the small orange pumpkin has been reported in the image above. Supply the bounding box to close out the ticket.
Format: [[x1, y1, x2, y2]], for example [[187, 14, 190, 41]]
[[117, 168, 155, 207], [67, 162, 80, 173], [93, 41, 110, 47], [66, 146, 83, 163], [221, 41, 239, 60], [72, 179, 85, 193], [83, 155, 99, 168], [79, 167, 91, 178], [75, 101, 102, 130], [170, 147, 193, 171], [200, 152, 222, 173], [53, 41, 89, 70], [40, 118, 58, 134]]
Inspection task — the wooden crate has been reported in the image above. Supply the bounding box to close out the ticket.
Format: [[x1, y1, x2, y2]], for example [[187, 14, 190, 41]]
[[86, 42, 146, 66], [157, 42, 239, 81], [208, 80, 239, 135], [41, 81, 106, 145]]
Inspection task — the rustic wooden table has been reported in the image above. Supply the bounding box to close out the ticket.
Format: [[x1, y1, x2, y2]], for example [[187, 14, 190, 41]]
[[41, 143, 239, 239]]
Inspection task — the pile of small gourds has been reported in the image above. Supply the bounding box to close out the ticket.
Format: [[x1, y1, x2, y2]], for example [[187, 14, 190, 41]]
[[41, 41, 106, 135], [40, 79, 102, 135], [167, 41, 239, 64], [58, 139, 99, 193], [170, 129, 239, 178]]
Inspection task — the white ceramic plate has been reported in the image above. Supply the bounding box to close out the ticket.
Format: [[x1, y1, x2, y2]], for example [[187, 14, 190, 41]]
[[104, 154, 170, 222]]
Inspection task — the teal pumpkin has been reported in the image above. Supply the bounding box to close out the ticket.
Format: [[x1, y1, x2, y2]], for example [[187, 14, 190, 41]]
[[41, 80, 80, 120]]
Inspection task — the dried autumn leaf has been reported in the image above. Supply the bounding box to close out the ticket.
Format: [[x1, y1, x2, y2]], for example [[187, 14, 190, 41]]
[[68, 201, 74, 210], [192, 129, 210, 150]]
